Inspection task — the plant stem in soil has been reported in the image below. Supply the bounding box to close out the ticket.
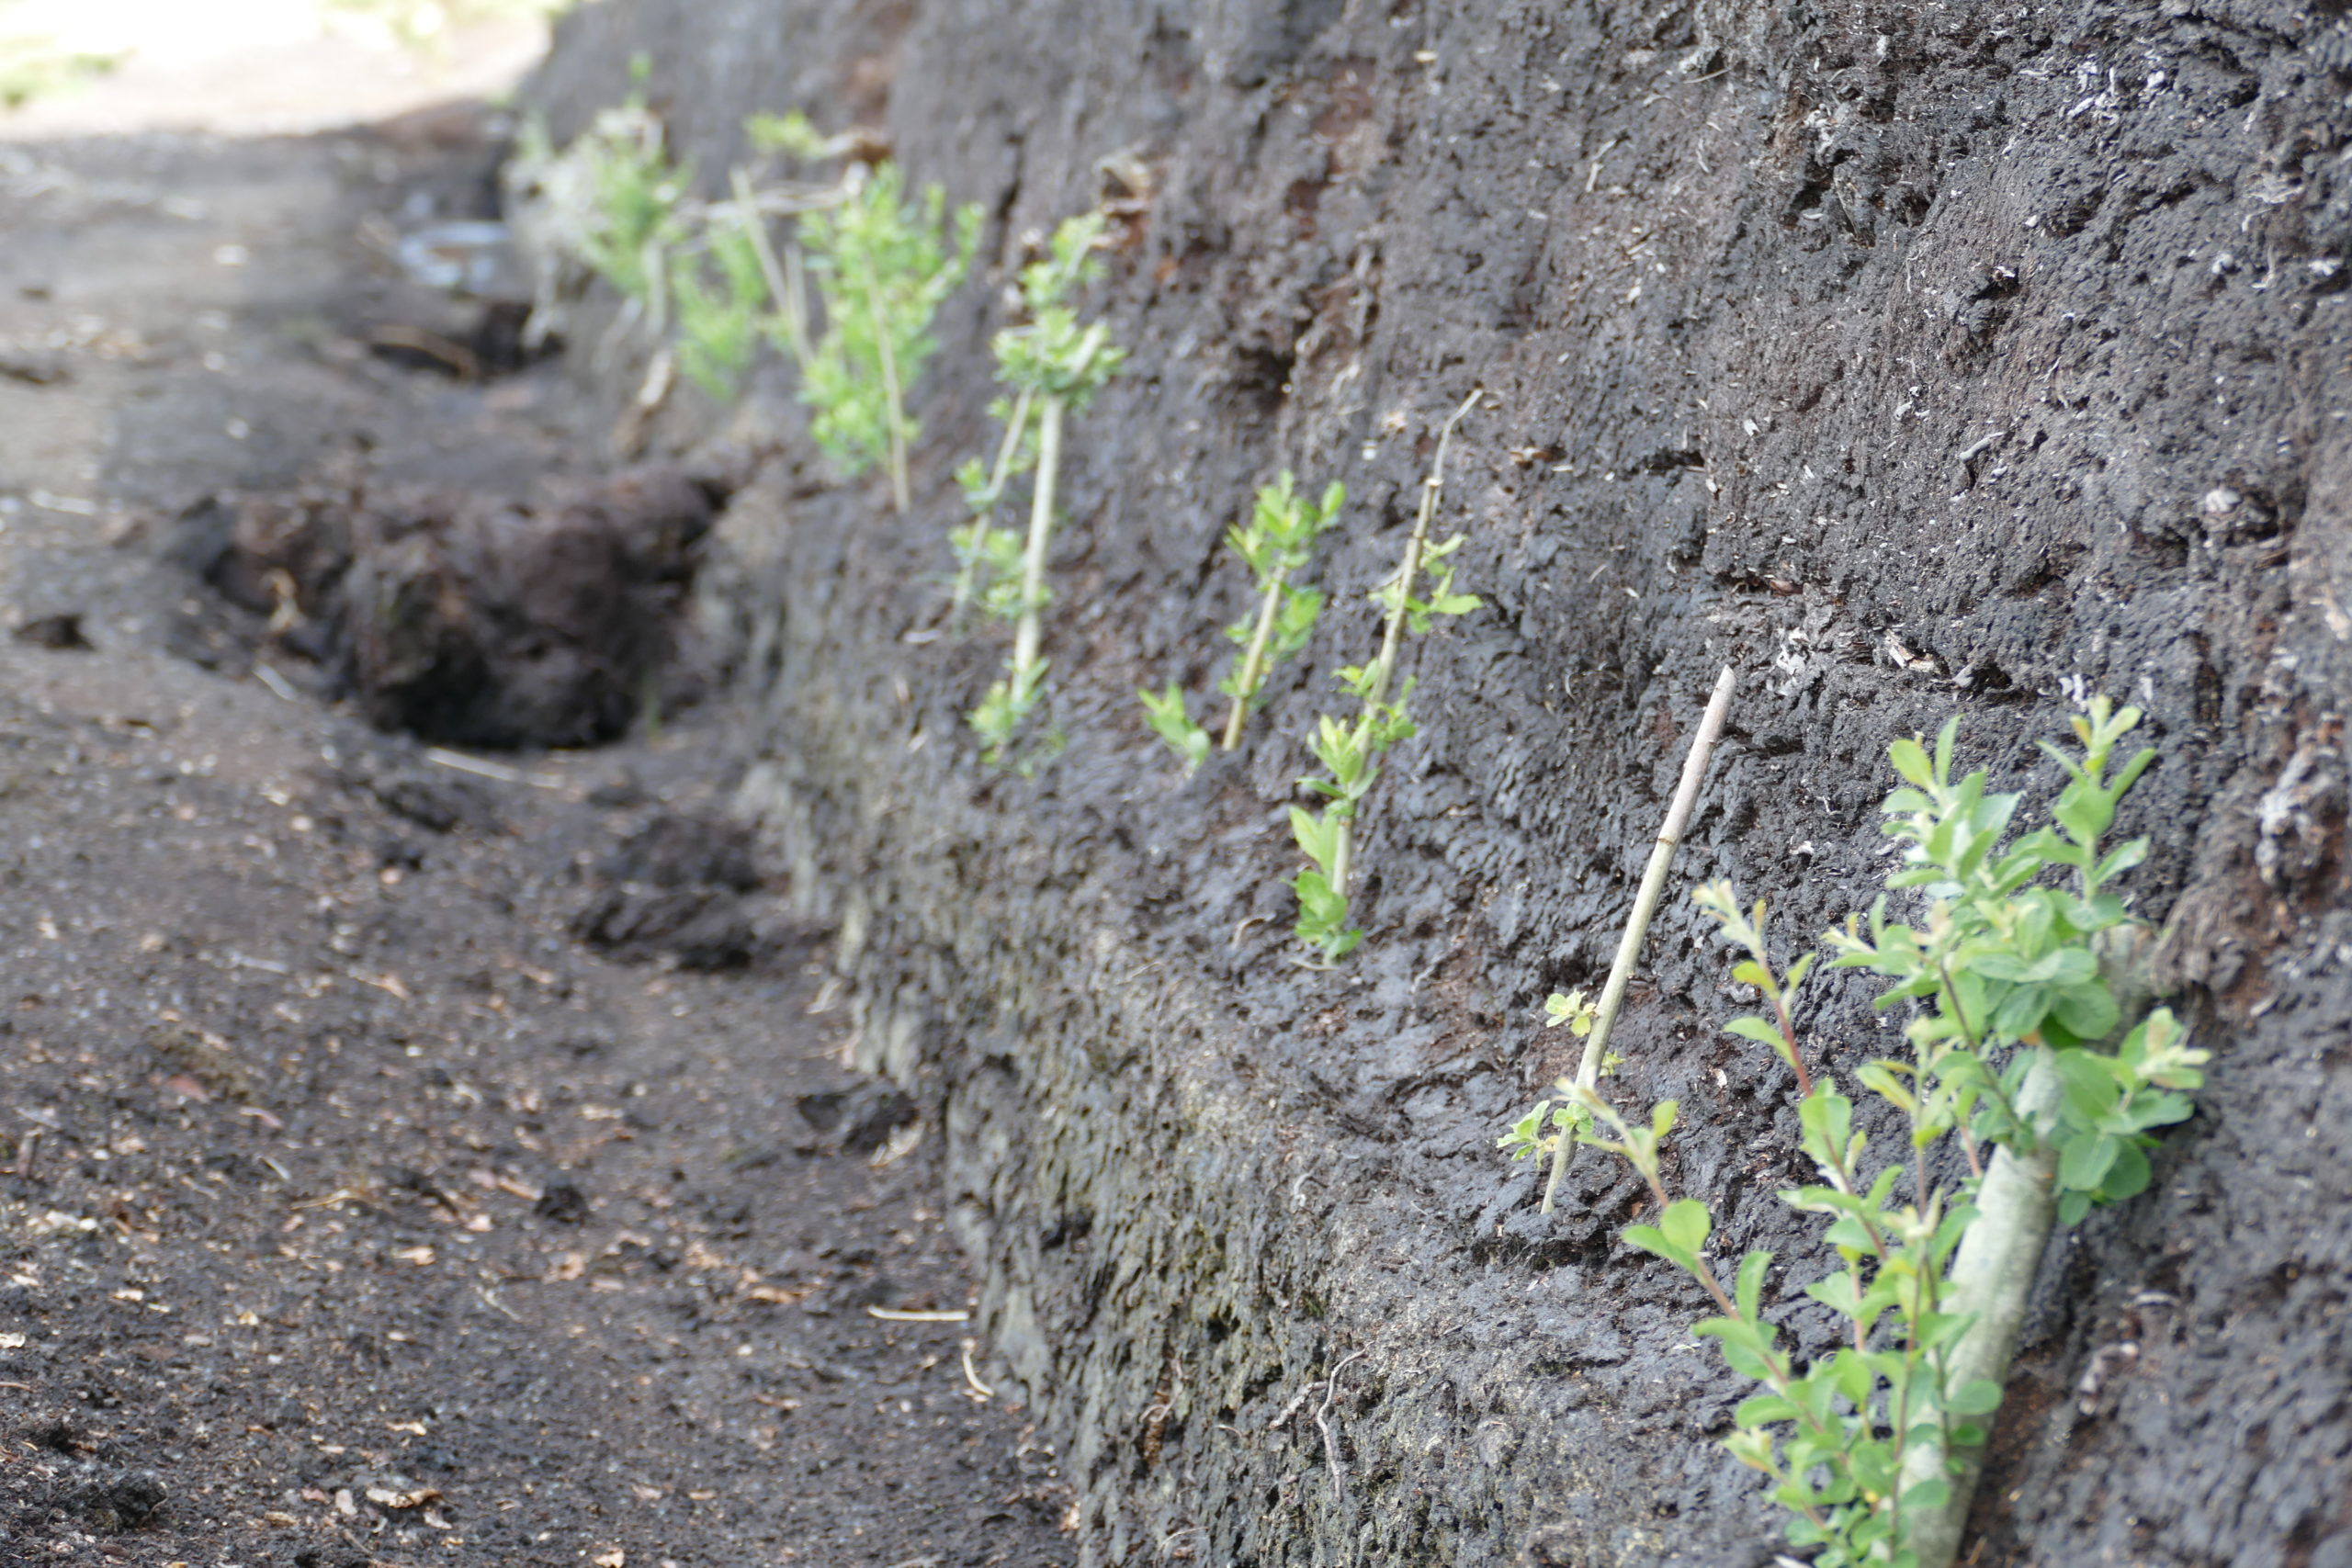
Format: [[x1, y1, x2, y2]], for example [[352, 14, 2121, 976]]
[[1010, 393, 1066, 686], [1330, 385, 1481, 897], [950, 386, 1033, 620], [1897, 1051, 2061, 1565], [1543, 663, 1737, 1214], [1221, 564, 1290, 751], [1900, 925, 2160, 1564], [860, 250, 911, 514], [735, 167, 812, 373]]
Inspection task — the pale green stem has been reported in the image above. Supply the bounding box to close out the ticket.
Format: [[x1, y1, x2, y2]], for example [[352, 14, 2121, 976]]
[[1902, 925, 2158, 1566], [1222, 567, 1290, 752], [641, 235, 670, 339], [1542, 664, 1738, 1214], [860, 248, 911, 514], [734, 167, 812, 373], [1011, 394, 1065, 685], [1329, 385, 1481, 899], [1897, 1051, 2060, 1568], [950, 386, 1034, 620]]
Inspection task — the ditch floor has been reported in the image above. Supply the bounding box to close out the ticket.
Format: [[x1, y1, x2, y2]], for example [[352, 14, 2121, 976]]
[[0, 117, 1073, 1568]]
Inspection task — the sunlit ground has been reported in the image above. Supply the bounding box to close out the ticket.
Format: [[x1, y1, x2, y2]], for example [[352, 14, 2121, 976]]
[[0, 0, 555, 138]]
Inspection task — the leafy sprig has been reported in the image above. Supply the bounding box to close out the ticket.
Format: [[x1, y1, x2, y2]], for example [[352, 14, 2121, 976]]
[[1509, 696, 2203, 1566], [797, 162, 982, 512], [1216, 473, 1346, 750], [1138, 683, 1210, 777], [967, 213, 1125, 770], [1284, 389, 1481, 963], [672, 207, 771, 399], [1137, 471, 1346, 773]]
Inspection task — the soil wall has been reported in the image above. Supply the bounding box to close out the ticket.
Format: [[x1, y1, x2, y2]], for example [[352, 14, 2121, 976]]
[[528, 2, 2352, 1562]]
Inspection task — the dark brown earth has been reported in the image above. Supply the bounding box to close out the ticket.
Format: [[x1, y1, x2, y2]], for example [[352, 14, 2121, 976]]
[[520, 2, 2352, 1566], [0, 127, 1071, 1568]]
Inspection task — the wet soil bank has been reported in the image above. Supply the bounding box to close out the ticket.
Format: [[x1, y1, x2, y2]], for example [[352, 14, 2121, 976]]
[[523, 1, 2352, 1563], [0, 129, 1072, 1566]]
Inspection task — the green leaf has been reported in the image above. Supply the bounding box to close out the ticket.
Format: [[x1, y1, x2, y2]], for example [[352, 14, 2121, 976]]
[[1900, 1477, 1951, 1513], [1735, 1249, 1772, 1321], [1734, 1393, 1796, 1429], [1288, 806, 1340, 870], [1949, 1379, 2005, 1416], [1856, 1059, 1918, 1114], [1913, 1310, 1974, 1353], [2095, 1139, 2152, 1202], [1829, 1348, 1873, 1407], [2052, 981, 2120, 1042], [1890, 737, 1934, 788], [1714, 1335, 1774, 1383], [1659, 1198, 1713, 1257], [1136, 683, 1209, 774], [2093, 837, 2149, 886], [1804, 1273, 1866, 1321], [1622, 1224, 1690, 1273]]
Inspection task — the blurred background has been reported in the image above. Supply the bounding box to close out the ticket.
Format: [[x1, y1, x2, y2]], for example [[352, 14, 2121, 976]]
[[0, 0, 560, 136]]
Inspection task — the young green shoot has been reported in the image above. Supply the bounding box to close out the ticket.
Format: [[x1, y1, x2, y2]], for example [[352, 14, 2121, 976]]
[[1283, 390, 1482, 963], [949, 388, 1037, 622], [1138, 683, 1211, 777], [797, 162, 981, 512], [1823, 696, 2199, 1565], [967, 213, 1125, 768], [671, 199, 772, 400], [566, 105, 690, 344], [1220, 473, 1347, 750], [1134, 471, 1344, 774]]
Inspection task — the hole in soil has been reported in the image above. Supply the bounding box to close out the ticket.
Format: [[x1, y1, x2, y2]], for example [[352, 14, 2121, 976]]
[[169, 464, 734, 750], [366, 301, 561, 381]]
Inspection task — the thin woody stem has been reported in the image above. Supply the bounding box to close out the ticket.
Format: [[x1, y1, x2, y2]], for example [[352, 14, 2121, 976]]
[[1329, 386, 1481, 901], [1769, 987, 1813, 1095], [1542, 665, 1738, 1215], [734, 166, 812, 372]]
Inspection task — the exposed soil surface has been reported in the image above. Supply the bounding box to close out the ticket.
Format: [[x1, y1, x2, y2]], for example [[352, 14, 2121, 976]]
[[0, 123, 1070, 1568]]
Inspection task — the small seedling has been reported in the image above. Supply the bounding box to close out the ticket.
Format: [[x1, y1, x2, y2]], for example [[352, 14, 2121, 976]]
[[1284, 389, 1481, 963], [797, 162, 982, 512], [948, 389, 1038, 620], [1498, 990, 1620, 1162], [671, 203, 772, 399], [1218, 473, 1347, 750], [1137, 683, 1211, 777], [967, 213, 1125, 768], [1510, 697, 2203, 1568], [1136, 471, 1344, 774], [573, 98, 689, 321]]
